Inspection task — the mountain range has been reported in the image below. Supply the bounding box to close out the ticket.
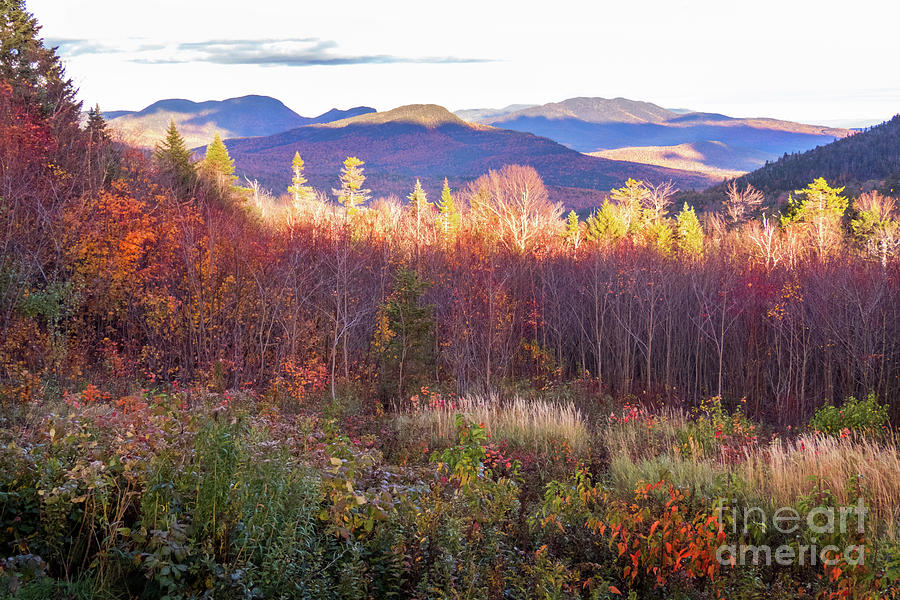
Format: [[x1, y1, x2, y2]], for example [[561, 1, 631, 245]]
[[105, 94, 878, 210], [221, 104, 717, 210], [455, 97, 853, 174], [105, 95, 375, 149]]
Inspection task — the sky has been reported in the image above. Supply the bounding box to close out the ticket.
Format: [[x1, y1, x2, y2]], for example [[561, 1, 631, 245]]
[[30, 0, 900, 126]]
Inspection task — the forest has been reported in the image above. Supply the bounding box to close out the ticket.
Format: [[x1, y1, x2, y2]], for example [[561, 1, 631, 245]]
[[2, 2, 900, 599]]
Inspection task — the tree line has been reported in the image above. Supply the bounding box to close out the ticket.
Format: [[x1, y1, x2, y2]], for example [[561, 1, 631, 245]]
[[3, 0, 900, 424]]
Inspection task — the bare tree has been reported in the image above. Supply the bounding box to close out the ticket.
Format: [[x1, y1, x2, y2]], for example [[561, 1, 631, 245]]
[[643, 180, 678, 222], [468, 165, 562, 252], [746, 214, 783, 269], [724, 181, 765, 224]]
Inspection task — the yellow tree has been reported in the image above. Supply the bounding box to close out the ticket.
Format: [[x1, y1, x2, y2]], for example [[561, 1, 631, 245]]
[[332, 156, 371, 212], [287, 152, 315, 206]]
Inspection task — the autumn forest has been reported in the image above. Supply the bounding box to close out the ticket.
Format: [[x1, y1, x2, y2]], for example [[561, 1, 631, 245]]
[[3, 2, 900, 599]]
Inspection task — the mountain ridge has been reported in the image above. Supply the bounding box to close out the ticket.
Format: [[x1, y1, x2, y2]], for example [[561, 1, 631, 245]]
[[105, 95, 376, 149], [457, 97, 854, 175]]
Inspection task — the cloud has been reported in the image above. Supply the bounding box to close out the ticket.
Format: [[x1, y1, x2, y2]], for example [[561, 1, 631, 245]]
[[45, 38, 120, 56], [47, 37, 167, 57], [51, 36, 491, 67]]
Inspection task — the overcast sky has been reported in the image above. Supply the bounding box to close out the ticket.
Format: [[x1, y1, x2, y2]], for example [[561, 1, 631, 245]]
[[30, 0, 900, 125]]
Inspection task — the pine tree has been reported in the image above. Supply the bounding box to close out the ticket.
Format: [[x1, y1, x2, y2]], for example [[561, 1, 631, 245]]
[[200, 133, 236, 188], [86, 104, 109, 143], [609, 178, 650, 232], [408, 179, 431, 221], [0, 0, 79, 119], [332, 156, 371, 211], [154, 120, 195, 192], [644, 220, 675, 256], [585, 200, 626, 244], [675, 203, 704, 258], [437, 178, 460, 236], [781, 177, 848, 258], [564, 210, 582, 249], [287, 151, 314, 205]]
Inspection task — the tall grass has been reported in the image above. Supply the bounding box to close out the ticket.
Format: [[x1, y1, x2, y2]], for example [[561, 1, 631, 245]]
[[607, 453, 729, 500], [598, 405, 686, 462], [393, 394, 590, 455], [741, 433, 900, 538]]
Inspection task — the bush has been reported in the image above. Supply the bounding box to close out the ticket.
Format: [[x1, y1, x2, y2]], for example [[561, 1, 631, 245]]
[[676, 396, 757, 462], [809, 393, 890, 438]]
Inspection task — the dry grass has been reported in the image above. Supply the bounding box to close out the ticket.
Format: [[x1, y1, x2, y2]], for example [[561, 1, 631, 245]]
[[741, 433, 900, 538], [599, 405, 686, 462], [393, 394, 590, 455]]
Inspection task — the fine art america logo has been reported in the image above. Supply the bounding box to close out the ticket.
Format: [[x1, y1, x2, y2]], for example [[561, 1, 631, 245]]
[[714, 497, 868, 567]]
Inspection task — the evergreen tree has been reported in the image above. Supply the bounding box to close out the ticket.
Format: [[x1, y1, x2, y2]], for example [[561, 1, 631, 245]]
[[643, 220, 674, 256], [0, 0, 79, 119], [408, 179, 430, 218], [154, 119, 195, 192], [675, 203, 704, 258], [200, 133, 236, 188], [287, 151, 314, 205], [781, 177, 848, 257], [609, 178, 649, 232], [332, 156, 371, 211], [84, 104, 117, 190], [564, 210, 582, 249], [585, 200, 626, 244], [437, 178, 460, 236], [373, 268, 435, 399], [85, 104, 109, 143]]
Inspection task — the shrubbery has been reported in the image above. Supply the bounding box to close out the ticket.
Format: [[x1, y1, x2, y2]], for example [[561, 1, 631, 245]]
[[809, 393, 890, 438]]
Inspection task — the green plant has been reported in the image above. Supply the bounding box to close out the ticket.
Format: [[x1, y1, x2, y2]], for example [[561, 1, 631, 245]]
[[809, 393, 889, 439], [676, 397, 757, 461]]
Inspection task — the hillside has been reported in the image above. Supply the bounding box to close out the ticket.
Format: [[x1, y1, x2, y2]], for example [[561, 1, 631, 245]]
[[733, 114, 900, 196], [106, 95, 375, 149], [460, 97, 853, 174], [221, 104, 717, 210], [591, 141, 769, 179]]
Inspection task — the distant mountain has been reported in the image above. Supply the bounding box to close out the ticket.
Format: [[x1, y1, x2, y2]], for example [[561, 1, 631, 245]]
[[454, 104, 538, 123], [221, 104, 718, 210], [732, 115, 900, 197], [490, 97, 678, 125], [591, 141, 769, 180], [469, 97, 853, 175], [105, 95, 375, 149]]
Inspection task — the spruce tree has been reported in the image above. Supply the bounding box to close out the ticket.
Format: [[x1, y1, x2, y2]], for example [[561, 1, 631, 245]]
[[154, 119, 195, 192], [200, 133, 236, 188], [437, 178, 460, 235], [675, 203, 704, 258], [86, 104, 109, 143], [332, 156, 371, 210]]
